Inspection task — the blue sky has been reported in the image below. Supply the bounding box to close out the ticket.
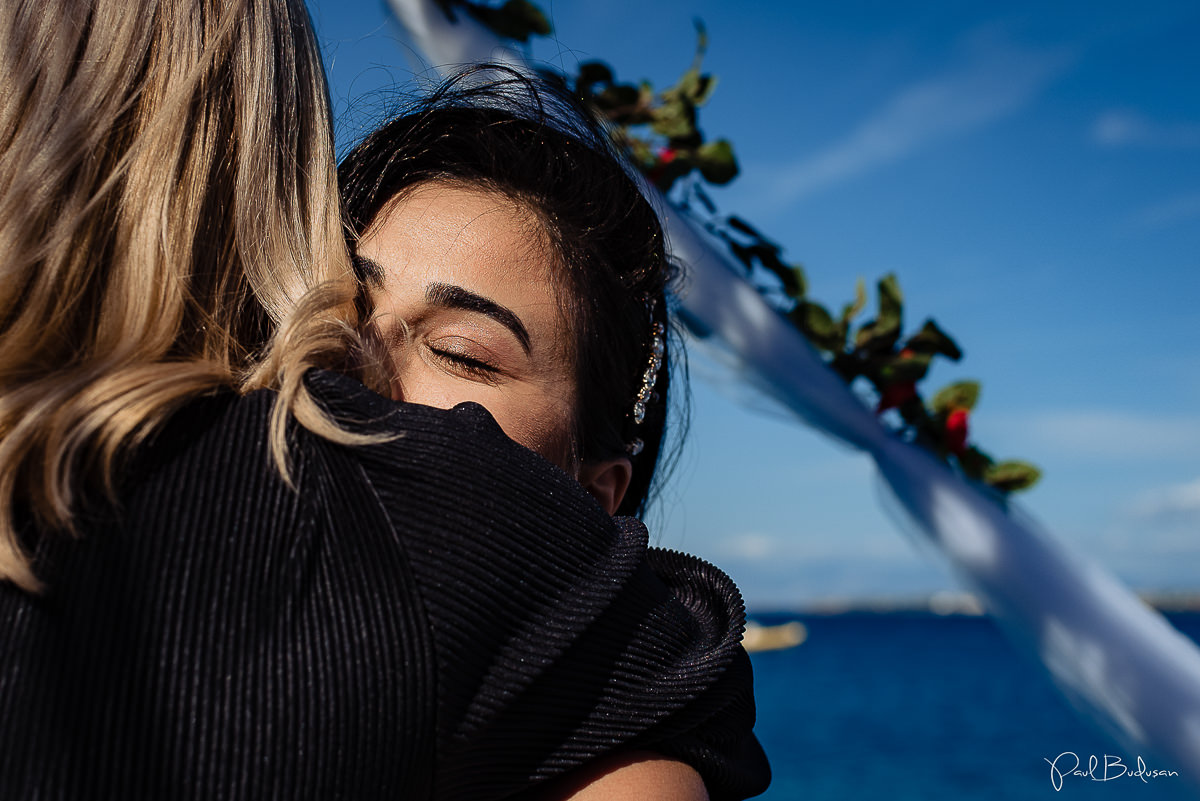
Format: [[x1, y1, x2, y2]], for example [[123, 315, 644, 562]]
[[307, 0, 1200, 609]]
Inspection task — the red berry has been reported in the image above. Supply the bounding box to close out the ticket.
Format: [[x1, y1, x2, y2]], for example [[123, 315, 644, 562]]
[[945, 408, 969, 454], [647, 147, 680, 187]]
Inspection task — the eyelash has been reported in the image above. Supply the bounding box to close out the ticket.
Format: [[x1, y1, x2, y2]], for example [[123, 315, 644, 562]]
[[427, 345, 502, 383]]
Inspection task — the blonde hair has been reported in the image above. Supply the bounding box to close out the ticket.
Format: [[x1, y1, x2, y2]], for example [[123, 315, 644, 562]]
[[0, 0, 382, 591]]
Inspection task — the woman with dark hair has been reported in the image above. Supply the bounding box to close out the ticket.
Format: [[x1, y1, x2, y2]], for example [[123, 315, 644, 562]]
[[340, 74, 676, 517], [336, 74, 769, 799]]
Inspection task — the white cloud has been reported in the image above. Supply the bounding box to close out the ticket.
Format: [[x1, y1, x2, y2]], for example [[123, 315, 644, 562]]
[[1001, 410, 1200, 461], [723, 532, 775, 560], [728, 551, 958, 608], [1123, 191, 1200, 233], [762, 32, 1073, 204], [1092, 109, 1200, 149], [1129, 477, 1200, 524], [1097, 480, 1200, 589], [713, 530, 910, 563]]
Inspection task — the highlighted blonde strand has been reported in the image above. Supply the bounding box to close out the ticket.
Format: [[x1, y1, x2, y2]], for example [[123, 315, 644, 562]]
[[0, 0, 388, 592]]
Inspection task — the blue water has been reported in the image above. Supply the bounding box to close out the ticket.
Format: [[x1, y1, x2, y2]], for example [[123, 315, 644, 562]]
[[748, 611, 1200, 800]]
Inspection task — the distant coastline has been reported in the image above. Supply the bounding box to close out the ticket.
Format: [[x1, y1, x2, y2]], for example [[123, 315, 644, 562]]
[[750, 590, 1200, 618]]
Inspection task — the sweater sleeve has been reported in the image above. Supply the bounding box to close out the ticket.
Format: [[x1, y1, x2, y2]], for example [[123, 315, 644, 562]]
[[0, 387, 438, 801], [307, 371, 770, 801]]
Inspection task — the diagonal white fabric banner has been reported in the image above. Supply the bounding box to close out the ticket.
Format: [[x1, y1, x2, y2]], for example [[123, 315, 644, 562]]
[[385, 0, 1200, 783]]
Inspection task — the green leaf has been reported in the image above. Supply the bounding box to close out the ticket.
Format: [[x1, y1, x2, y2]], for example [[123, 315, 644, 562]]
[[790, 264, 808, 299], [693, 74, 719, 106], [576, 61, 613, 87], [957, 446, 994, 481], [984, 460, 1042, 492], [879, 352, 932, 384], [877, 273, 903, 331], [840, 278, 867, 325], [502, 0, 551, 36], [692, 17, 709, 56], [625, 135, 653, 164], [905, 319, 963, 361], [675, 68, 703, 102], [854, 276, 902, 352], [466, 0, 552, 41], [636, 81, 655, 111], [671, 63, 718, 106], [696, 139, 738, 184], [593, 83, 641, 111], [930, 380, 980, 414], [649, 99, 696, 140], [853, 318, 901, 352], [791, 301, 843, 351], [668, 132, 703, 150]]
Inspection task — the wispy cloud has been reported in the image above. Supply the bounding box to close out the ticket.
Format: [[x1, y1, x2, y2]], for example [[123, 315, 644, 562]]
[[718, 548, 956, 607], [1128, 477, 1200, 526], [722, 532, 775, 561], [1092, 110, 1200, 149], [1007, 410, 1200, 461], [1100, 478, 1200, 586], [1123, 191, 1200, 233], [714, 531, 909, 563], [763, 31, 1074, 205]]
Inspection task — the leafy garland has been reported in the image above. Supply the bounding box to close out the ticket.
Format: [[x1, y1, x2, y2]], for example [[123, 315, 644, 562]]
[[435, 0, 1041, 494]]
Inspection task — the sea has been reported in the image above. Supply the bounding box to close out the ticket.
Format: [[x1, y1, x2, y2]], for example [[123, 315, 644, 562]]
[[747, 610, 1200, 800]]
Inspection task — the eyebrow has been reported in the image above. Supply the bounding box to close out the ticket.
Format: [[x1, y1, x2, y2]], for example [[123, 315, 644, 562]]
[[424, 281, 532, 355]]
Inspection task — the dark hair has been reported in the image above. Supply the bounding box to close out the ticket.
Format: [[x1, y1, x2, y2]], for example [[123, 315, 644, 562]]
[[338, 70, 676, 516]]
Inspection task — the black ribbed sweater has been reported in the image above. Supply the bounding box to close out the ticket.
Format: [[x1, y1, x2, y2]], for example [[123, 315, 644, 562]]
[[0, 371, 769, 800]]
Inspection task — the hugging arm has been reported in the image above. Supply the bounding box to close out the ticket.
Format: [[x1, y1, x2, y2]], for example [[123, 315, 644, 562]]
[[311, 371, 769, 801]]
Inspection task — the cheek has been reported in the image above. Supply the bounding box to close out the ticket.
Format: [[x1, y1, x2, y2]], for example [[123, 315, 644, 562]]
[[388, 355, 488, 411], [484, 387, 579, 471], [509, 415, 574, 471], [387, 355, 576, 467]]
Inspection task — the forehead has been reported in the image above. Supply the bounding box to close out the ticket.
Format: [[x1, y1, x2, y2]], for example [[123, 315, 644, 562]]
[[358, 181, 572, 352], [365, 181, 550, 276]]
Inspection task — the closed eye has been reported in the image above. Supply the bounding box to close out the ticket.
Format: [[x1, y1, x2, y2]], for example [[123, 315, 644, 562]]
[[427, 343, 503, 384]]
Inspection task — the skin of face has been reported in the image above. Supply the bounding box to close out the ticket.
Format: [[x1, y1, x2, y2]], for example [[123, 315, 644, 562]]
[[357, 181, 632, 513]]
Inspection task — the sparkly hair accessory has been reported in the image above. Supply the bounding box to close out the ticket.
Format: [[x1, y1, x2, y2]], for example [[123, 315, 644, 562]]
[[625, 298, 666, 457], [631, 321, 666, 424]]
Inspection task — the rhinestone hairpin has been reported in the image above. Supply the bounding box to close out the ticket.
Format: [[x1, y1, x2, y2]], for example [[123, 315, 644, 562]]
[[631, 322, 666, 426]]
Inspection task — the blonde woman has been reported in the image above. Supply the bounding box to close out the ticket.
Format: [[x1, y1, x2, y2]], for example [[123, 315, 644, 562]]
[[0, 1, 767, 799]]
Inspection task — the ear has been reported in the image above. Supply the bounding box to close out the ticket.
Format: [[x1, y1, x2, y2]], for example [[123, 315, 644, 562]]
[[578, 457, 633, 516]]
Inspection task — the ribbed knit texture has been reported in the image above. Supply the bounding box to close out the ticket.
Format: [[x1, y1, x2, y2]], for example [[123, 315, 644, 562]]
[[0, 370, 769, 800]]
